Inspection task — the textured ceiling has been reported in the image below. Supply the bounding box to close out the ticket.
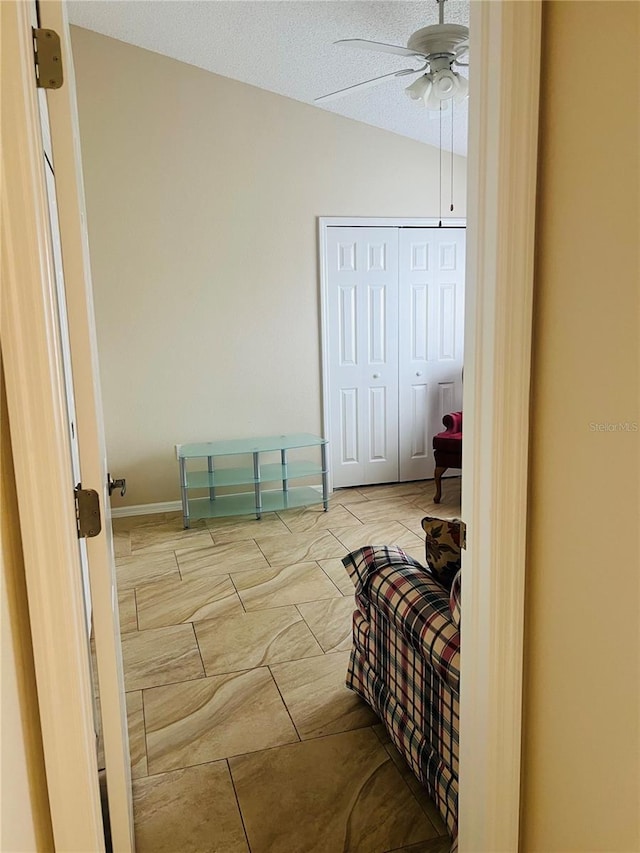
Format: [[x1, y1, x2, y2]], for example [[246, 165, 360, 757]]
[[67, 0, 470, 155]]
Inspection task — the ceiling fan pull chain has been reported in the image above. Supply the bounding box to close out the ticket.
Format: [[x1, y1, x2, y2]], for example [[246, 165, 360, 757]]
[[439, 103, 443, 227], [451, 99, 455, 212]]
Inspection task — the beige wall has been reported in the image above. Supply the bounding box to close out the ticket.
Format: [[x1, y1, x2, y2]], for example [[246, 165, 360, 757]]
[[70, 27, 467, 507], [522, 2, 639, 851], [0, 357, 54, 852]]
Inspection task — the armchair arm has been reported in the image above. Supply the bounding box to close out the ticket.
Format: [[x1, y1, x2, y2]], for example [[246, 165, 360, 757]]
[[343, 547, 460, 690], [342, 545, 424, 617], [441, 411, 463, 433]]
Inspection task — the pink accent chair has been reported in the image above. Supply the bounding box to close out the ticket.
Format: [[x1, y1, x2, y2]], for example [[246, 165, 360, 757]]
[[433, 412, 462, 503]]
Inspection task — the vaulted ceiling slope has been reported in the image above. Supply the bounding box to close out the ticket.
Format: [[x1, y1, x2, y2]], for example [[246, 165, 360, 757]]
[[67, 0, 470, 156]]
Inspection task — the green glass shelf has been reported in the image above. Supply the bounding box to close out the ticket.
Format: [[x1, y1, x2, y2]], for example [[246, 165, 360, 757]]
[[187, 467, 256, 489], [188, 486, 324, 520], [260, 487, 324, 513], [186, 461, 326, 490], [177, 433, 327, 459], [261, 461, 325, 482]]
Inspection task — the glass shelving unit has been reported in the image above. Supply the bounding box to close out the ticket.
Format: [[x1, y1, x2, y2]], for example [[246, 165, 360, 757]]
[[176, 433, 329, 528]]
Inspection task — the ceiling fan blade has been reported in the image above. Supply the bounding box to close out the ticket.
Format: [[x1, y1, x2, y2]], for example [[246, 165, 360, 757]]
[[334, 38, 427, 59], [315, 68, 418, 103], [454, 40, 470, 60]]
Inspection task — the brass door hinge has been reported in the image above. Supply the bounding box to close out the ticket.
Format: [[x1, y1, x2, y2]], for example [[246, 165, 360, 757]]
[[33, 28, 63, 89], [74, 484, 102, 539], [459, 520, 467, 550]]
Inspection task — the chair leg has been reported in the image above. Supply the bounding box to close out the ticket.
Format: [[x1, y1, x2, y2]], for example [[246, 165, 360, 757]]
[[434, 466, 447, 503]]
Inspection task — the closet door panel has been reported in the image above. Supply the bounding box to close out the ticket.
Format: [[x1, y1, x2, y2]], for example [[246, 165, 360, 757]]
[[327, 227, 399, 488], [398, 228, 465, 481]]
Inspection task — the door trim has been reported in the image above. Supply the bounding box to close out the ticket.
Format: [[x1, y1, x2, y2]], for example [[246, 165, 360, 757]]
[[318, 216, 466, 493], [2, 0, 542, 847], [37, 2, 135, 849], [1, 2, 105, 848], [458, 2, 541, 851]]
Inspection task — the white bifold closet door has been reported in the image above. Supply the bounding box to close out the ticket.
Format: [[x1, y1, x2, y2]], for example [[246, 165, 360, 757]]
[[398, 227, 465, 481], [326, 225, 465, 489], [327, 227, 400, 487]]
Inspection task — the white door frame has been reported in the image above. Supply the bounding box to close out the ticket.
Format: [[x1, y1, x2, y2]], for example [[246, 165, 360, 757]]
[[1, 1, 134, 849], [319, 2, 542, 849], [2, 1, 541, 849], [458, 2, 541, 851], [1, 2, 105, 848], [319, 216, 466, 493], [37, 2, 135, 849]]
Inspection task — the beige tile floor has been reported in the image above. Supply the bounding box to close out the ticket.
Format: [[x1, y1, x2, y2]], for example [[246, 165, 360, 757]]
[[113, 477, 461, 853]]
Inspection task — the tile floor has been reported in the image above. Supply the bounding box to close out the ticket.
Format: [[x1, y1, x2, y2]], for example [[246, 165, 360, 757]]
[[112, 477, 461, 853]]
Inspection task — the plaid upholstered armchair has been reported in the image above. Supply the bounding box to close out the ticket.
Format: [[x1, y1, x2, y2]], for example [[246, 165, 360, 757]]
[[342, 517, 462, 847]]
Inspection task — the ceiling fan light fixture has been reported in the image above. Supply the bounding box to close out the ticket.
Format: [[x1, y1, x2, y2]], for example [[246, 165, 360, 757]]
[[405, 73, 433, 101], [405, 69, 467, 111], [425, 89, 448, 111], [432, 69, 457, 99], [453, 72, 469, 103], [413, 69, 468, 110]]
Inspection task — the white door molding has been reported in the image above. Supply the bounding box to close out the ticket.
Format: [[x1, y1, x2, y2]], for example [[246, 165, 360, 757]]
[[458, 2, 542, 851], [319, 217, 467, 229], [0, 2, 105, 848], [38, 2, 135, 849], [319, 216, 466, 492]]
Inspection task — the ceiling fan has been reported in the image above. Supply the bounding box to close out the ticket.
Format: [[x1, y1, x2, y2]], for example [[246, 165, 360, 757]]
[[315, 0, 469, 110]]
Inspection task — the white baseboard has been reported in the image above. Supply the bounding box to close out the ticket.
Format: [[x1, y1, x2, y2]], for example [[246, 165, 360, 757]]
[[109, 480, 458, 519], [109, 500, 182, 518], [110, 480, 456, 519]]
